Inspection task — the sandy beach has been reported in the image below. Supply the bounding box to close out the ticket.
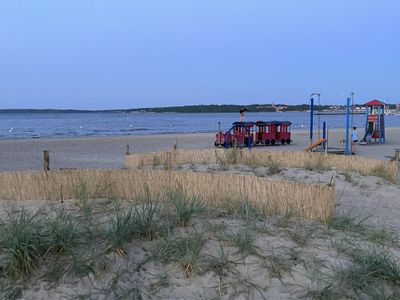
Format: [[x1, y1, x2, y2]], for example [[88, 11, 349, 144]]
[[1, 129, 400, 299], [1, 127, 399, 171]]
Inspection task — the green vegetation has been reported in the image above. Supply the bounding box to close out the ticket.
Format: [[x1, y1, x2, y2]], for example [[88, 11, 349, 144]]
[[150, 232, 204, 277], [327, 214, 399, 246], [0, 210, 45, 278], [371, 164, 394, 182], [74, 181, 94, 216], [46, 208, 80, 255], [0, 103, 374, 114], [167, 188, 205, 226], [338, 247, 400, 294], [124, 103, 335, 113], [266, 158, 281, 174], [106, 209, 136, 254], [343, 171, 353, 183], [303, 282, 341, 300], [1, 178, 399, 299]]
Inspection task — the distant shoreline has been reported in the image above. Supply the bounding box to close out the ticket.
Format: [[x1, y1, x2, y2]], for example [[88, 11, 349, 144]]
[[2, 103, 396, 114]]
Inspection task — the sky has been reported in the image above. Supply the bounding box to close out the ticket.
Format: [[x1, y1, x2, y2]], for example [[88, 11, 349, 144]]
[[0, 0, 399, 109]]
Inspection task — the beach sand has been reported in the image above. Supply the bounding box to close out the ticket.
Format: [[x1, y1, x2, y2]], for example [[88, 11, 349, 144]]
[[0, 128, 399, 171], [1, 163, 400, 299], [1, 129, 400, 299]]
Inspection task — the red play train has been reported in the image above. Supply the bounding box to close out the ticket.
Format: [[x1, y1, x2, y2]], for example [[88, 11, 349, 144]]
[[214, 120, 292, 147]]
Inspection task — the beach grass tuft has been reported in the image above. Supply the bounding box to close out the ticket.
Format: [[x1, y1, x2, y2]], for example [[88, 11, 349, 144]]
[[75, 180, 94, 216], [150, 231, 204, 277], [200, 244, 237, 277], [46, 208, 80, 255], [337, 247, 400, 293], [267, 158, 281, 174], [106, 208, 135, 254], [0, 210, 46, 278], [303, 282, 341, 300], [167, 188, 205, 226], [133, 188, 161, 240], [227, 228, 259, 257], [371, 164, 394, 182]]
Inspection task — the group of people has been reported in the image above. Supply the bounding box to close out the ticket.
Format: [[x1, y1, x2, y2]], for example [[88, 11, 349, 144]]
[[238, 107, 360, 155]]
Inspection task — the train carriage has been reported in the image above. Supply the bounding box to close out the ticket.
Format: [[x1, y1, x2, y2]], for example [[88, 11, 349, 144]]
[[255, 121, 277, 145], [276, 121, 292, 145]]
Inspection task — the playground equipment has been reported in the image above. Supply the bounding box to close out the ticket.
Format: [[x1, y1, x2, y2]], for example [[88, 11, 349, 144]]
[[304, 138, 327, 152], [307, 93, 348, 155], [360, 99, 386, 144]]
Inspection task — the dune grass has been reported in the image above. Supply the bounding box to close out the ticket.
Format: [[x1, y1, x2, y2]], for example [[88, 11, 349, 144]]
[[1, 196, 400, 299], [1, 149, 399, 298], [45, 208, 80, 255], [327, 214, 399, 246], [150, 232, 205, 277], [0, 210, 46, 278], [167, 188, 205, 226], [337, 247, 400, 294], [125, 149, 399, 182], [106, 209, 136, 255], [266, 158, 281, 174]]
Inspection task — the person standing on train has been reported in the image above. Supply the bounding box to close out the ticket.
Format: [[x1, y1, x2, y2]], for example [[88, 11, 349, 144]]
[[239, 107, 248, 122]]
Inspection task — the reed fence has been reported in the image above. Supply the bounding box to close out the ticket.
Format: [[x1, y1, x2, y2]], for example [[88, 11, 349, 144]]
[[0, 169, 334, 221], [125, 149, 398, 182]]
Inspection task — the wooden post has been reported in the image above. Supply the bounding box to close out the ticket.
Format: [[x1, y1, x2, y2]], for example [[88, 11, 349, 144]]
[[125, 145, 130, 155], [394, 149, 400, 161], [173, 139, 177, 150], [167, 151, 172, 171], [394, 149, 400, 183], [329, 167, 336, 187], [44, 150, 50, 171]]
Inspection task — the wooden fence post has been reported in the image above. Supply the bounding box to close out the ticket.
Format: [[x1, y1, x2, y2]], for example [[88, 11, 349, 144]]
[[44, 150, 50, 171], [167, 151, 172, 171], [125, 145, 130, 155], [329, 167, 336, 187], [395, 149, 400, 183]]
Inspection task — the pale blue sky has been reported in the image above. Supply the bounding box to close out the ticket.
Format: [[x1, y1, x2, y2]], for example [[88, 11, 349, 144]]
[[0, 0, 399, 109]]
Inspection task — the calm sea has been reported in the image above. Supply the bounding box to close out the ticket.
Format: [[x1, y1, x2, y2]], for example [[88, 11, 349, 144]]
[[0, 112, 399, 140]]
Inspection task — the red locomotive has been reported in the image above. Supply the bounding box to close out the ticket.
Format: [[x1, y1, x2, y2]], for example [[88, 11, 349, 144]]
[[215, 120, 291, 148], [215, 121, 254, 147]]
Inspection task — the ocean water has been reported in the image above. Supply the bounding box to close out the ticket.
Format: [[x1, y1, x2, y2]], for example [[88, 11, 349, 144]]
[[0, 111, 399, 140]]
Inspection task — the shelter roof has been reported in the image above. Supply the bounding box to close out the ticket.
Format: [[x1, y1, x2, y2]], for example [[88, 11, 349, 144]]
[[365, 99, 386, 106]]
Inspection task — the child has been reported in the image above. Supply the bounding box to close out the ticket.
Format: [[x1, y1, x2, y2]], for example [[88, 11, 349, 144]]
[[239, 107, 248, 122]]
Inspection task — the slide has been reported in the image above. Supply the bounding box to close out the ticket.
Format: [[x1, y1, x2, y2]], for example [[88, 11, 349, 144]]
[[304, 138, 327, 152], [360, 129, 373, 144]]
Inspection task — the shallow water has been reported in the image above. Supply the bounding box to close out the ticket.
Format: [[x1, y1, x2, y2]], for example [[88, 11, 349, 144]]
[[0, 111, 398, 139]]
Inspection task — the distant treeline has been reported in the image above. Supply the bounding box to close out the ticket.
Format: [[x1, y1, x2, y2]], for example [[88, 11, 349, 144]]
[[125, 104, 331, 113], [0, 104, 396, 114]]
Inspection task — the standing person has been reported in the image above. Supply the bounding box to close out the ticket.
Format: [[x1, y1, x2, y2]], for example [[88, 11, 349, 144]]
[[351, 126, 359, 154], [239, 107, 248, 122]]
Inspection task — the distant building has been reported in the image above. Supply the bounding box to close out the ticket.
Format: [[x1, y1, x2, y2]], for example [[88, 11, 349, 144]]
[[396, 104, 400, 111]]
